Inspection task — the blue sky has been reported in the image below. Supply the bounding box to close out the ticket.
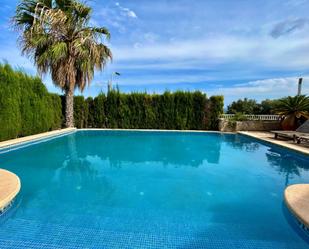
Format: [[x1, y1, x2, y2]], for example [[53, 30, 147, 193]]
[[0, 0, 309, 105]]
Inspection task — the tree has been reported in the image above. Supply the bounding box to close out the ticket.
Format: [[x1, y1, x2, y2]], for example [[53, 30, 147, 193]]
[[14, 0, 112, 127], [227, 98, 260, 114], [260, 99, 279, 114], [275, 95, 309, 130]]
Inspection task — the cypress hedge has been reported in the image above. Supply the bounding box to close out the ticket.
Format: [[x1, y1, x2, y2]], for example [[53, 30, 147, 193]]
[[0, 63, 224, 142], [72, 90, 224, 130], [0, 63, 62, 141], [207, 96, 225, 130]]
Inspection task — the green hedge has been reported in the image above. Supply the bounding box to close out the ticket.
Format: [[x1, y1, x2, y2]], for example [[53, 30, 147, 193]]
[[207, 96, 225, 130], [0, 63, 224, 142], [0, 63, 62, 141], [73, 90, 224, 130]]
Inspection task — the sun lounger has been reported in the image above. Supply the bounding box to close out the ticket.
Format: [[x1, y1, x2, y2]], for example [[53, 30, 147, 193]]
[[295, 133, 309, 144], [271, 120, 309, 144], [271, 131, 297, 142]]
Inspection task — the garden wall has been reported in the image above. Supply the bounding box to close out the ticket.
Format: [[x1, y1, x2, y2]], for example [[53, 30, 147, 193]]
[[218, 119, 281, 132]]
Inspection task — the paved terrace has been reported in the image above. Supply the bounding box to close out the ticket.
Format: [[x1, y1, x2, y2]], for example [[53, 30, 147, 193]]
[[238, 131, 309, 156]]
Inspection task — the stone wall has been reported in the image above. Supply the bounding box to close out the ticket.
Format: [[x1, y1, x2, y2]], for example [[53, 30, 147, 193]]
[[218, 119, 281, 132]]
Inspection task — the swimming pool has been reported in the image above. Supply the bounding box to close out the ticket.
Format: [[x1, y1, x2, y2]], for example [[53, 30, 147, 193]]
[[0, 130, 309, 248]]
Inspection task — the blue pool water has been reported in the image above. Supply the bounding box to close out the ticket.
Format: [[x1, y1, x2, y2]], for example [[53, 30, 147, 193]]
[[0, 130, 309, 249]]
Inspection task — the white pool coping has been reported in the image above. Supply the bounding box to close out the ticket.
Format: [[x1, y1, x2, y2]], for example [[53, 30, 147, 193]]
[[79, 128, 235, 133], [0, 128, 77, 151]]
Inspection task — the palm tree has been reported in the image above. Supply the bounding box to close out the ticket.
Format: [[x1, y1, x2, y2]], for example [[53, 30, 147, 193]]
[[14, 0, 112, 127], [275, 95, 309, 130]]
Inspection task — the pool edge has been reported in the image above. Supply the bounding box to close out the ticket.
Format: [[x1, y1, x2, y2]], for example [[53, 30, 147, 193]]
[[79, 128, 236, 134], [0, 128, 77, 152]]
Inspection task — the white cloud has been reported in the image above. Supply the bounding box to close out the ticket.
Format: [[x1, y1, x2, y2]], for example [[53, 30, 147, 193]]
[[126, 10, 137, 18], [115, 2, 137, 19], [92, 2, 138, 33], [208, 76, 309, 104], [112, 35, 309, 71]]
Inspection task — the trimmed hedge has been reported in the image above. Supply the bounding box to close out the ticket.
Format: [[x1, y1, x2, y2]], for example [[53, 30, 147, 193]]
[[0, 63, 224, 142], [0, 64, 62, 141], [207, 96, 225, 130], [73, 90, 224, 130]]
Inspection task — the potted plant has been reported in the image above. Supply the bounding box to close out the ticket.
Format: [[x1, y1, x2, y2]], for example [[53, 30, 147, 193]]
[[275, 95, 309, 130]]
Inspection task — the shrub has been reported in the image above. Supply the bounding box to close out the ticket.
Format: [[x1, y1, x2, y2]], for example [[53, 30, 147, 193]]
[[231, 112, 249, 121]]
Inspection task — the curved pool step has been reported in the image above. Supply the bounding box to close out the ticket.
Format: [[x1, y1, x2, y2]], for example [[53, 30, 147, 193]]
[[0, 169, 21, 212], [284, 184, 309, 229]]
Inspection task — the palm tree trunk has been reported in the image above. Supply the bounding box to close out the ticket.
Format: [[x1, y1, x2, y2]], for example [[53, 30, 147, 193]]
[[65, 87, 74, 127]]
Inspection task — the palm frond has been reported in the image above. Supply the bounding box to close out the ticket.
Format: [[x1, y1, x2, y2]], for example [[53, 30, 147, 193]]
[[275, 95, 309, 118], [14, 0, 112, 92]]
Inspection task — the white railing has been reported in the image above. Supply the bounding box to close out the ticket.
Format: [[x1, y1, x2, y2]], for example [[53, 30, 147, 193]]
[[219, 114, 281, 121]]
